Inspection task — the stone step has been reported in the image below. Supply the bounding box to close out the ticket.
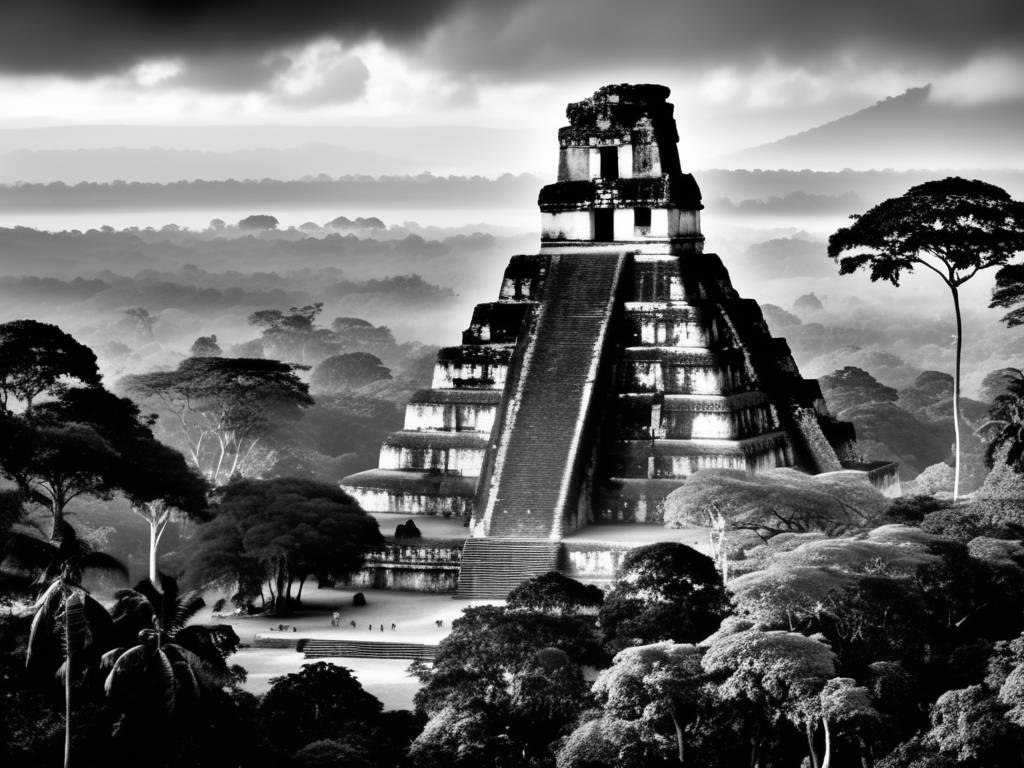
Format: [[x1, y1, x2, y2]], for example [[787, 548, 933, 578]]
[[455, 538, 562, 599], [299, 638, 437, 661], [484, 252, 624, 538]]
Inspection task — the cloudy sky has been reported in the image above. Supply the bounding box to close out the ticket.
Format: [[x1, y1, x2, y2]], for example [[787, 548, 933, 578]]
[[1, 0, 1023, 158]]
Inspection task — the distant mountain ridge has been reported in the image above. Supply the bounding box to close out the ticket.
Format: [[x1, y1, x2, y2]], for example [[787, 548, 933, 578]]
[[723, 86, 1024, 170]]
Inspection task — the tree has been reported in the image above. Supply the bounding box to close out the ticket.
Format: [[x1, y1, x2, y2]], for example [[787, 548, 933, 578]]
[[828, 177, 1024, 499], [926, 685, 1022, 766], [122, 357, 313, 486], [19, 522, 124, 768], [414, 605, 602, 719], [118, 437, 209, 582], [310, 352, 392, 393], [818, 678, 880, 768], [598, 543, 730, 652], [248, 303, 342, 364], [506, 572, 604, 615], [188, 478, 381, 614], [664, 468, 888, 572], [0, 320, 100, 411], [980, 367, 1023, 403], [188, 335, 221, 358], [258, 662, 383, 755], [0, 386, 152, 539], [980, 369, 1024, 475], [701, 628, 837, 768], [237, 214, 278, 230], [589, 642, 706, 765], [107, 575, 238, 673]]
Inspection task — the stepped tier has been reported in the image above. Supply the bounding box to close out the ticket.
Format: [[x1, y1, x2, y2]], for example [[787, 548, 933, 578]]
[[341, 469, 477, 515], [380, 431, 488, 476], [478, 252, 625, 539], [403, 389, 501, 433], [614, 392, 776, 440], [431, 345, 514, 390], [455, 538, 563, 599]]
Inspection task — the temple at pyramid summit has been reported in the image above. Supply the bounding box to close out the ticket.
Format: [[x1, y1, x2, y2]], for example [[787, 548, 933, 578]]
[[341, 84, 900, 599]]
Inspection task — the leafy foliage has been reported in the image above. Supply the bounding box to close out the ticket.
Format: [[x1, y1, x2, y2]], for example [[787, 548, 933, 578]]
[[188, 477, 381, 613], [0, 319, 101, 411], [122, 356, 313, 486], [506, 571, 603, 614], [599, 543, 730, 651]]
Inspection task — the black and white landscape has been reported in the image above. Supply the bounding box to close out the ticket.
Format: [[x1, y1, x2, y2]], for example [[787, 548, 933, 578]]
[[2, 3, 1024, 768]]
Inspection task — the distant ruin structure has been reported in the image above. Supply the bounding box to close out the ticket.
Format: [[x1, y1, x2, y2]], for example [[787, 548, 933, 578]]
[[342, 84, 899, 598]]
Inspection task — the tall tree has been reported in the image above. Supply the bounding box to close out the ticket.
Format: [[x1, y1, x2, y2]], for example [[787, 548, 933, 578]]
[[17, 522, 125, 768], [701, 628, 837, 768], [118, 438, 209, 583], [0, 320, 100, 412], [188, 478, 380, 614], [589, 641, 706, 766], [828, 177, 1024, 499], [122, 357, 313, 486]]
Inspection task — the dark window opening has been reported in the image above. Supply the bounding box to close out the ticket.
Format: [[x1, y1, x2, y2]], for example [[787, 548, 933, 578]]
[[594, 209, 614, 241], [599, 146, 619, 180], [634, 207, 651, 237]]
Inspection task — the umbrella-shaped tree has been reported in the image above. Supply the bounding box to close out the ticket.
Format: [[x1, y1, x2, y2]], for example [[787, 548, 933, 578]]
[[828, 178, 1024, 499]]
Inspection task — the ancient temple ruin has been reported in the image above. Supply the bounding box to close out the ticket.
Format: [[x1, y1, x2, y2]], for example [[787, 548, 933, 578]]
[[342, 84, 899, 598]]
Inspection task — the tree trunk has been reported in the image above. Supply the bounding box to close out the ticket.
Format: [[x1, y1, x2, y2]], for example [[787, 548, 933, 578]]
[[822, 716, 832, 768], [64, 589, 72, 768], [670, 710, 685, 765], [951, 284, 963, 500], [857, 735, 872, 768], [50, 498, 66, 541], [807, 721, 821, 768], [295, 576, 306, 605], [148, 519, 159, 584]]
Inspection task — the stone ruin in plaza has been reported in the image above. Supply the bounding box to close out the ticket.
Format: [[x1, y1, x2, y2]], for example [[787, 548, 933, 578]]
[[342, 84, 900, 599]]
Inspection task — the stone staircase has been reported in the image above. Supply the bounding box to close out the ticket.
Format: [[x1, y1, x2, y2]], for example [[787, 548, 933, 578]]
[[455, 537, 562, 599], [300, 639, 437, 661], [485, 252, 624, 538]]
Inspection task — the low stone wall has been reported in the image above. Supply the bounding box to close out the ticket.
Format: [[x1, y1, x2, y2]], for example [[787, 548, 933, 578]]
[[341, 542, 463, 593], [839, 461, 903, 498], [560, 541, 634, 583]]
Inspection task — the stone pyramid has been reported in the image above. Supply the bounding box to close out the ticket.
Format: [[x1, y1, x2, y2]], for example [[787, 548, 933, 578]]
[[341, 84, 899, 598]]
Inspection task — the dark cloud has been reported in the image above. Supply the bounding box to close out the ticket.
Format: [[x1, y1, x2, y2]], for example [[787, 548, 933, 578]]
[[165, 51, 292, 92], [1, 0, 1021, 83], [0, 0, 504, 76], [422, 0, 1024, 79]]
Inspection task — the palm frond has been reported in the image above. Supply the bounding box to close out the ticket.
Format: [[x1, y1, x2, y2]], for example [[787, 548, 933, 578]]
[[163, 642, 230, 689], [173, 624, 240, 667], [173, 593, 206, 631], [105, 644, 177, 716], [26, 580, 65, 671], [100, 647, 126, 673]]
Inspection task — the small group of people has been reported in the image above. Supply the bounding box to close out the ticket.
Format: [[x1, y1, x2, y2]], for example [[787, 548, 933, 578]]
[[330, 610, 399, 632], [434, 619, 445, 628], [272, 624, 296, 632]]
